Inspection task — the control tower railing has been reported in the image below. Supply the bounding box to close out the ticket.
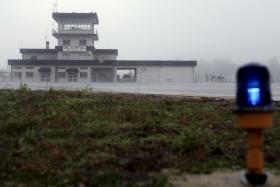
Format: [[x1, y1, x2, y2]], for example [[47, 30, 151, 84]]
[[52, 29, 98, 40]]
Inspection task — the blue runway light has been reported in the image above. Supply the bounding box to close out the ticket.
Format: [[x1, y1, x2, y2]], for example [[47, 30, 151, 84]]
[[236, 63, 272, 112]]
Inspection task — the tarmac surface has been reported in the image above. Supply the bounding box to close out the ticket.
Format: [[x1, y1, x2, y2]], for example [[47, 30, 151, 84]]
[[1, 82, 280, 101], [167, 170, 280, 187]]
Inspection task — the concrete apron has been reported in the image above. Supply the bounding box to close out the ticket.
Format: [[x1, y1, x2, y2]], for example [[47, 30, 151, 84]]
[[167, 171, 280, 187]]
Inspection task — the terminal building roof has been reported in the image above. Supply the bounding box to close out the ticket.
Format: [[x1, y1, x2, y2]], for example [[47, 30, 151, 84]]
[[20, 49, 58, 54], [8, 60, 197, 67], [19, 48, 119, 55]]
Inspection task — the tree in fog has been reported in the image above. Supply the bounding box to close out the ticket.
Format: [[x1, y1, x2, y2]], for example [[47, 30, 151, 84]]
[[266, 57, 280, 83], [195, 58, 237, 82]]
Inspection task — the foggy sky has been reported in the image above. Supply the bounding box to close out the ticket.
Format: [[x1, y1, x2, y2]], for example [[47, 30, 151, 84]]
[[1, 0, 280, 69]]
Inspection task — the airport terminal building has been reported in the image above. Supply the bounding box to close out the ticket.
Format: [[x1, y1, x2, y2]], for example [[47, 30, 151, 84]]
[[8, 12, 197, 83]]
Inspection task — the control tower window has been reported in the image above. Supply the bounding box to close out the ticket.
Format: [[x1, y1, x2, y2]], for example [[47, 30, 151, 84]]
[[79, 40, 87, 46], [63, 40, 71, 46], [63, 23, 91, 31]]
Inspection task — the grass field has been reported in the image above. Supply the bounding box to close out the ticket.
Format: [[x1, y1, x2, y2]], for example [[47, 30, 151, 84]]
[[0, 88, 279, 186]]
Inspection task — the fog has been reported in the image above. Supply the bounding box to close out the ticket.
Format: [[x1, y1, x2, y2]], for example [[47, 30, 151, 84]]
[[1, 0, 280, 71], [195, 57, 280, 83]]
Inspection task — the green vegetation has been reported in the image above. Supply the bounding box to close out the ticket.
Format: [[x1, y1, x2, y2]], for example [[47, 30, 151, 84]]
[[0, 89, 279, 186]]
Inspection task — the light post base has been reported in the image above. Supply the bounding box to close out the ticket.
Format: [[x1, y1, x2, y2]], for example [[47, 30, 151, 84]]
[[240, 170, 271, 186]]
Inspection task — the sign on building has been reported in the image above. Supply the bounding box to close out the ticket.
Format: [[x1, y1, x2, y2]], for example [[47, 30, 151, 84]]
[[63, 45, 86, 52]]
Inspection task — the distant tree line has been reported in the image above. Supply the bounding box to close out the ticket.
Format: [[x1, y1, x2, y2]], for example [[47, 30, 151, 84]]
[[194, 57, 280, 83]]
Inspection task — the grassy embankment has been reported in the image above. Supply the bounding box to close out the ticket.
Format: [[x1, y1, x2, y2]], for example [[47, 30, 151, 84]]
[[0, 88, 279, 186]]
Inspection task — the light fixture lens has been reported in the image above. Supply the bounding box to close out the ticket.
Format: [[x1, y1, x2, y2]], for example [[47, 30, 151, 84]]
[[247, 87, 260, 106]]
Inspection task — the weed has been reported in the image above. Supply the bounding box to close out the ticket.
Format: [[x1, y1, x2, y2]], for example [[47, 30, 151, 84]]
[[81, 84, 93, 93], [18, 83, 30, 91]]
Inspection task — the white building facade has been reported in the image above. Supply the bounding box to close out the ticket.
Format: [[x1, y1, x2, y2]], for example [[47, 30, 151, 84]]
[[8, 12, 197, 83]]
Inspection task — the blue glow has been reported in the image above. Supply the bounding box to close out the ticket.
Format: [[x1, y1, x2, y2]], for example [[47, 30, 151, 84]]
[[247, 87, 260, 106]]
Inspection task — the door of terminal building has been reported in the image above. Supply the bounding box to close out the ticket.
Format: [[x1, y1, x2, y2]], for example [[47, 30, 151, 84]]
[[91, 67, 114, 83]]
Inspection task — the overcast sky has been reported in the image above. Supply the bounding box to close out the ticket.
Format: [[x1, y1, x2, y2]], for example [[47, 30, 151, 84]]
[[1, 0, 280, 69]]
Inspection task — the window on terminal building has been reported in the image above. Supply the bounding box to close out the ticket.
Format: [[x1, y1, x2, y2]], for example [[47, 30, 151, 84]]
[[26, 72, 34, 79], [14, 72, 22, 79], [63, 40, 71, 46], [117, 69, 137, 82], [79, 53, 87, 57], [68, 72, 78, 82], [80, 72, 88, 79], [58, 72, 66, 78], [63, 52, 70, 56], [79, 40, 87, 46], [40, 72, 51, 82], [30, 53, 37, 60]]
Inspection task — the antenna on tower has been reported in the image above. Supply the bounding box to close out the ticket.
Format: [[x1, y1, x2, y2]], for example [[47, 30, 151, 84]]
[[52, 0, 58, 33], [45, 31, 48, 42], [45, 31, 50, 49], [53, 0, 58, 12], [19, 41, 24, 48]]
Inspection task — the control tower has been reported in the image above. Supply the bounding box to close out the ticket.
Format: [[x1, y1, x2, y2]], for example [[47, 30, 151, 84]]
[[52, 12, 99, 52]]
